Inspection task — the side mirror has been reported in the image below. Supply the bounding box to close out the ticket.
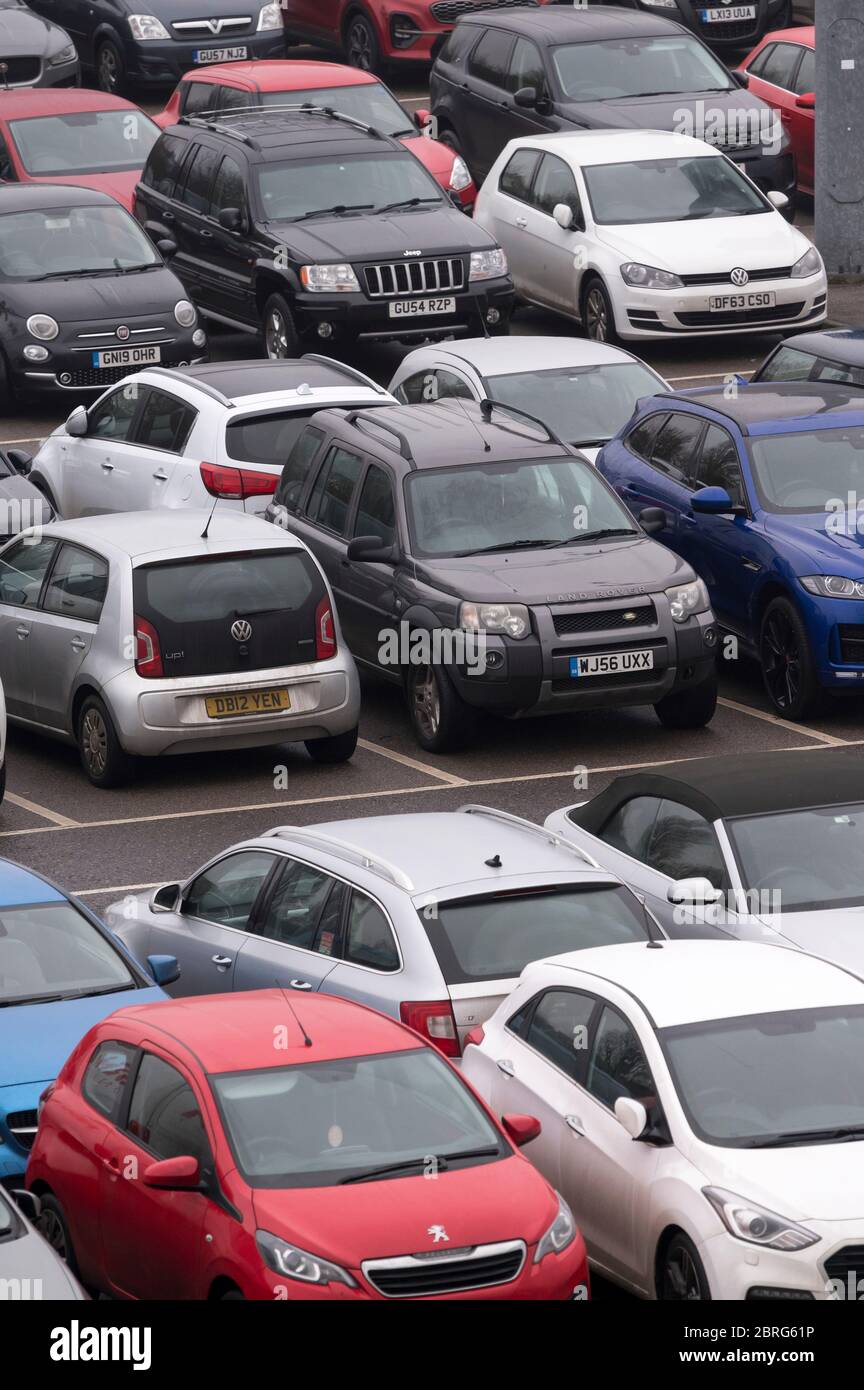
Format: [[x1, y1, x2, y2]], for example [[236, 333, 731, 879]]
[[796, 91, 815, 110], [5, 449, 31, 474], [150, 882, 181, 913], [731, 69, 749, 88], [11, 1189, 41, 1222], [513, 85, 537, 109], [638, 506, 666, 535], [156, 237, 177, 258], [65, 405, 88, 437], [667, 876, 723, 906], [218, 206, 243, 232], [413, 106, 431, 131], [691, 485, 734, 515], [147, 953, 180, 987], [501, 1113, 541, 1147], [553, 201, 573, 231], [766, 190, 790, 212], [614, 1097, 648, 1140], [142, 1155, 200, 1190], [346, 534, 397, 563]]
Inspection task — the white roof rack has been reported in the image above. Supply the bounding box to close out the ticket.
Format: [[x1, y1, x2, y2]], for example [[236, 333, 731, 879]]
[[458, 804, 601, 869], [264, 826, 415, 891]]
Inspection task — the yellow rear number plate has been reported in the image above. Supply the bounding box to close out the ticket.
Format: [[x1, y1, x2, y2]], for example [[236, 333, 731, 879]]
[[205, 689, 290, 719]]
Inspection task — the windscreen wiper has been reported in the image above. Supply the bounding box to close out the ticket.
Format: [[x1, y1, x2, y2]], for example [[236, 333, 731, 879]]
[[377, 196, 442, 213], [747, 1125, 864, 1148], [545, 528, 639, 548], [461, 538, 559, 555], [340, 1145, 499, 1184], [291, 203, 374, 221]]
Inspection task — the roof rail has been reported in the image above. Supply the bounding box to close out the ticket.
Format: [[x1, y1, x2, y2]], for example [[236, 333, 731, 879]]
[[187, 103, 382, 139], [264, 826, 415, 891], [143, 366, 234, 408], [180, 114, 257, 146], [477, 398, 568, 449], [344, 409, 415, 463], [302, 353, 388, 394], [458, 804, 600, 869]]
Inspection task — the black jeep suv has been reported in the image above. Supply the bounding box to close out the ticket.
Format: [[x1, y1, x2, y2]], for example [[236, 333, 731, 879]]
[[264, 398, 718, 751], [134, 108, 513, 357]]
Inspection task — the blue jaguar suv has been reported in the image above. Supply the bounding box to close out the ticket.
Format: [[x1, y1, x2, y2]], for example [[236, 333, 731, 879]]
[[597, 382, 864, 720]]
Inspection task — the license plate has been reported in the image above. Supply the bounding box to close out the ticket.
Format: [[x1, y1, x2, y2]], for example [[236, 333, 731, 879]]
[[709, 291, 776, 312], [91, 346, 161, 369], [699, 5, 756, 20], [205, 688, 290, 718], [388, 297, 456, 318], [194, 46, 248, 62], [570, 650, 654, 678]]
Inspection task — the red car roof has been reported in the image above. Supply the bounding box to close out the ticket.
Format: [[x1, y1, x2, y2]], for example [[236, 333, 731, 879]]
[[758, 24, 814, 45], [184, 58, 376, 89], [114, 989, 424, 1072], [0, 89, 144, 119]]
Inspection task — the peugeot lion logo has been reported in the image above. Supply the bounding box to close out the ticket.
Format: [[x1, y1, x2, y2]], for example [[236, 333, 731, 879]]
[[231, 619, 252, 642], [427, 1225, 449, 1244], [730, 268, 750, 287]]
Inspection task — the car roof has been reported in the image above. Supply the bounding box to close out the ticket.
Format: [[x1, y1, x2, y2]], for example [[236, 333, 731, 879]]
[[36, 508, 304, 560], [175, 107, 399, 157], [155, 357, 389, 406], [414, 336, 647, 377], [0, 182, 116, 211], [184, 59, 377, 90], [531, 940, 864, 1029], [457, 5, 683, 40], [754, 25, 814, 45], [569, 748, 864, 831], [662, 381, 864, 435], [501, 127, 719, 166], [114, 989, 424, 1070], [0, 858, 65, 907], [770, 328, 864, 367], [0, 89, 143, 119]]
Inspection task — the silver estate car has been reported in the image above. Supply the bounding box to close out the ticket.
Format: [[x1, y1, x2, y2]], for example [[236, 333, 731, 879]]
[[0, 510, 360, 787], [106, 806, 662, 1059]]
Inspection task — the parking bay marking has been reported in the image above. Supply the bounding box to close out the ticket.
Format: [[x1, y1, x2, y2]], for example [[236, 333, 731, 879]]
[[356, 737, 469, 785], [717, 696, 847, 746], [4, 791, 79, 827]]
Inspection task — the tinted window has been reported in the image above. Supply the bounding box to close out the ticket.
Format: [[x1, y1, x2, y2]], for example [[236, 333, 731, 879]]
[[646, 800, 726, 884], [256, 859, 337, 949], [227, 411, 317, 466], [142, 133, 188, 196], [135, 390, 196, 454], [507, 36, 545, 94], [651, 413, 705, 483], [127, 1054, 210, 1164], [525, 989, 596, 1080], [210, 154, 246, 217], [627, 413, 668, 461], [468, 28, 514, 87], [758, 41, 800, 90], [746, 43, 774, 77], [696, 424, 744, 505], [181, 81, 220, 115], [499, 147, 540, 202], [344, 892, 399, 971], [586, 1006, 656, 1110], [306, 446, 363, 535], [43, 544, 108, 623], [437, 23, 478, 66], [83, 1041, 137, 1119], [354, 464, 396, 546], [794, 47, 814, 96], [532, 153, 579, 218], [0, 537, 56, 607], [180, 143, 221, 214], [88, 386, 140, 441], [184, 850, 275, 929], [599, 795, 663, 861], [273, 427, 323, 510]]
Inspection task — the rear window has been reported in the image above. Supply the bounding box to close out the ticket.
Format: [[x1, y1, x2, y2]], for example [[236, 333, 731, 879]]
[[225, 410, 323, 466], [419, 885, 650, 985]]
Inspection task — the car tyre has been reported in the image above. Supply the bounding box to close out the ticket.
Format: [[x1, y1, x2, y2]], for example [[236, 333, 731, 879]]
[[30, 474, 60, 513], [658, 1231, 712, 1300], [407, 662, 478, 752], [654, 669, 717, 730], [261, 292, 300, 360], [0, 352, 15, 416], [580, 275, 619, 345], [95, 38, 126, 95], [344, 10, 384, 73], [39, 1194, 82, 1276], [77, 695, 135, 788], [304, 725, 359, 763], [0, 759, 5, 806], [760, 595, 820, 719]]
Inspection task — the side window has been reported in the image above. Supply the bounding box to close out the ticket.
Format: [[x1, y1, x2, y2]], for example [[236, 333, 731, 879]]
[[274, 427, 323, 512], [217, 86, 253, 111], [525, 989, 596, 1081], [181, 81, 219, 116], [433, 369, 474, 400], [255, 859, 338, 950], [88, 386, 142, 442], [0, 133, 16, 181], [646, 799, 726, 885], [757, 41, 800, 90], [0, 537, 56, 607], [142, 133, 188, 197], [178, 143, 221, 215], [600, 796, 663, 863], [183, 850, 276, 930], [343, 891, 399, 972], [793, 47, 814, 96], [396, 369, 473, 405], [586, 1006, 656, 1110], [82, 1041, 137, 1119], [437, 24, 478, 66], [813, 358, 864, 388], [43, 545, 109, 623], [209, 154, 246, 219], [499, 147, 540, 203], [395, 371, 434, 404], [650, 412, 705, 484], [745, 43, 773, 77], [306, 446, 364, 536], [468, 27, 514, 88], [135, 389, 196, 454], [695, 424, 745, 506], [354, 464, 397, 547], [532, 153, 580, 219], [626, 413, 668, 462], [126, 1054, 210, 1165], [756, 345, 816, 382], [506, 36, 545, 95]]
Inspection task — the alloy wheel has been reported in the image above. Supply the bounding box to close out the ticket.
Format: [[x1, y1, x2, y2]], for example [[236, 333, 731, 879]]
[[265, 309, 289, 359], [347, 19, 374, 70], [98, 47, 118, 92], [41, 1210, 68, 1262], [762, 608, 801, 711], [412, 667, 441, 740], [663, 1245, 703, 1300], [81, 708, 108, 777], [585, 287, 608, 342]]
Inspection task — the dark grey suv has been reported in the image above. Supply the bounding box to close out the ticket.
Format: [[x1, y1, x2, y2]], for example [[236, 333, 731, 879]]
[[265, 399, 718, 751]]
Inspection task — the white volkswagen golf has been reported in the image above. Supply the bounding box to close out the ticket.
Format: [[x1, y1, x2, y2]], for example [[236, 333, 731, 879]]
[[474, 129, 826, 343], [463, 939, 864, 1300]]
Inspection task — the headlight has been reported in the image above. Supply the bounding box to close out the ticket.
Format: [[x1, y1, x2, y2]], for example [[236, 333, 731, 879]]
[[534, 1193, 577, 1263], [174, 299, 197, 328], [469, 248, 507, 281], [460, 601, 530, 638], [801, 574, 864, 599], [791, 246, 823, 279], [621, 262, 684, 290], [300, 263, 360, 293], [703, 1188, 819, 1252], [128, 14, 171, 39], [665, 578, 709, 622], [449, 155, 472, 193], [257, 2, 283, 28], [26, 314, 59, 341], [256, 1230, 357, 1287], [48, 43, 77, 66]]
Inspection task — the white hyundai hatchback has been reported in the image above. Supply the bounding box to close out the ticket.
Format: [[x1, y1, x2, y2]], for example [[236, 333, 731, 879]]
[[463, 939, 864, 1301], [474, 129, 826, 343]]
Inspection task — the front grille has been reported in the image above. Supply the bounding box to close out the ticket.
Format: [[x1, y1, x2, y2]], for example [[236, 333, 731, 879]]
[[839, 625, 864, 665], [676, 302, 805, 328], [363, 1241, 524, 1297], [553, 602, 656, 636], [364, 258, 464, 298], [430, 0, 534, 19], [0, 56, 41, 85], [680, 268, 793, 288], [6, 1109, 38, 1152], [824, 1246, 864, 1286], [172, 15, 251, 32]]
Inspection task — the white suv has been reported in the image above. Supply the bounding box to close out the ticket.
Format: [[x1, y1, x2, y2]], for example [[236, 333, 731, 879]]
[[30, 357, 396, 520]]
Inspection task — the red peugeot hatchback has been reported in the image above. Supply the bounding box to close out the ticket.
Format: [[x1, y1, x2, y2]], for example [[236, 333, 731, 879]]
[[27, 990, 589, 1300]]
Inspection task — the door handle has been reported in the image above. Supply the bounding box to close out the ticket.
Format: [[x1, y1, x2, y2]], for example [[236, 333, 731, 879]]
[[101, 461, 114, 472], [211, 954, 232, 968], [162, 211, 175, 223], [15, 625, 29, 639], [153, 470, 169, 481], [514, 216, 528, 229], [682, 513, 697, 526], [70, 637, 87, 652], [289, 978, 312, 990], [99, 1153, 120, 1174], [200, 230, 213, 239], [496, 1058, 515, 1077], [565, 1114, 585, 1136]]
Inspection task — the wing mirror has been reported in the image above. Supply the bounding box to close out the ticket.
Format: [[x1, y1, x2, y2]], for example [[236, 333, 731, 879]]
[[796, 91, 815, 110], [501, 1113, 541, 1147], [638, 506, 666, 535], [667, 877, 723, 906], [513, 85, 537, 109], [150, 882, 182, 913], [5, 448, 31, 475], [553, 202, 573, 231], [147, 953, 180, 987], [413, 106, 431, 131], [156, 237, 177, 258], [614, 1097, 648, 1140], [218, 206, 244, 232], [767, 190, 790, 212], [142, 1155, 201, 1190], [346, 534, 398, 564], [65, 405, 88, 437], [691, 485, 744, 516], [731, 69, 750, 88]]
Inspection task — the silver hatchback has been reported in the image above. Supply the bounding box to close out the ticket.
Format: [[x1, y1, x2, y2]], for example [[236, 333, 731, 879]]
[[0, 510, 360, 786]]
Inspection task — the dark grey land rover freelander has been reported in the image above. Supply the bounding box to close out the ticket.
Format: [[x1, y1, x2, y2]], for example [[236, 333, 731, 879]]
[[265, 399, 719, 751]]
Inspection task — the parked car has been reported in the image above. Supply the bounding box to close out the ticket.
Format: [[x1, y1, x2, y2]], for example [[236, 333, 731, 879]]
[[0, 445, 54, 551], [106, 804, 661, 1056], [0, 510, 361, 786], [740, 24, 814, 195], [0, 857, 177, 1184], [264, 398, 719, 750], [463, 937, 864, 1300], [0, 0, 79, 89], [0, 183, 206, 413], [544, 747, 864, 975], [27, 988, 590, 1300], [135, 108, 512, 356], [752, 329, 864, 388], [430, 6, 796, 201], [387, 337, 669, 462], [593, 0, 793, 55], [595, 382, 864, 718], [0, 88, 161, 211], [0, 1186, 86, 1299], [25, 0, 286, 95], [474, 129, 824, 344], [154, 58, 476, 210], [0, 675, 5, 805], [29, 357, 396, 519]]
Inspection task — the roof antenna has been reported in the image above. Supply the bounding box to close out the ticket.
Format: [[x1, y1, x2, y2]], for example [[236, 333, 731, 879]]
[[485, 854, 502, 868], [200, 492, 219, 540], [643, 904, 664, 950], [277, 982, 313, 1046], [454, 397, 491, 452]]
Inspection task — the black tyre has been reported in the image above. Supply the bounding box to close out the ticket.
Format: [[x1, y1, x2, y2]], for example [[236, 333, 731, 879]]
[[344, 11, 383, 73], [760, 595, 820, 720], [95, 38, 126, 94], [580, 275, 618, 344], [654, 670, 718, 730], [38, 1194, 81, 1276], [0, 758, 5, 806], [261, 292, 300, 360], [221, 1290, 246, 1300], [305, 725, 359, 764], [407, 662, 478, 753], [0, 352, 15, 416], [658, 1232, 712, 1301], [77, 695, 135, 788], [29, 474, 60, 514]]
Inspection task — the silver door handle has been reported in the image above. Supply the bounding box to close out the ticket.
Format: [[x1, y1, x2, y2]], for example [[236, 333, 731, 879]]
[[15, 625, 29, 638], [496, 1058, 515, 1077], [101, 461, 114, 472], [153, 470, 169, 481], [515, 217, 527, 228], [289, 978, 312, 990], [70, 637, 86, 652], [211, 954, 232, 967], [565, 1114, 585, 1136]]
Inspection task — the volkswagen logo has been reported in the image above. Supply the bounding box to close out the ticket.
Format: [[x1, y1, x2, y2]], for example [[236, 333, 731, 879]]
[[730, 268, 750, 287], [116, 325, 130, 341], [231, 619, 252, 642]]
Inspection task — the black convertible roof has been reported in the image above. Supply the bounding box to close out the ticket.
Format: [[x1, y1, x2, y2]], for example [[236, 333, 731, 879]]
[[571, 748, 864, 831]]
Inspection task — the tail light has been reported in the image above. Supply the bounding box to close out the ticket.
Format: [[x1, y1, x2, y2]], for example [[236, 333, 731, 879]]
[[134, 614, 163, 678], [464, 1025, 485, 1049], [315, 596, 336, 660], [400, 1000, 460, 1058], [200, 462, 278, 499]]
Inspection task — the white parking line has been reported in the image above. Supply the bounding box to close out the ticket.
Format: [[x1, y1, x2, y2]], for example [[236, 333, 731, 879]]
[[717, 696, 848, 746], [76, 882, 163, 896], [0, 436, 46, 446], [4, 791, 79, 827], [357, 737, 469, 785]]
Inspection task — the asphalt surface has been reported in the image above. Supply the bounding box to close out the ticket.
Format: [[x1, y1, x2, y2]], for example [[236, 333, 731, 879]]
[[3, 73, 864, 913]]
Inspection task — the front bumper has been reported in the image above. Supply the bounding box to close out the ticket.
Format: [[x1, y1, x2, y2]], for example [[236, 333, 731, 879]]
[[0, 1082, 44, 1185], [800, 592, 864, 689], [10, 321, 206, 399], [291, 277, 513, 344], [699, 1222, 864, 1301], [123, 30, 286, 84], [616, 271, 827, 341], [9, 55, 81, 89]]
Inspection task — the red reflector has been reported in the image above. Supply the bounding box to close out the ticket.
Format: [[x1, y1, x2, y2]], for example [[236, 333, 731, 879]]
[[315, 596, 336, 660], [464, 1025, 485, 1049], [134, 614, 163, 678], [400, 1000, 461, 1058]]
